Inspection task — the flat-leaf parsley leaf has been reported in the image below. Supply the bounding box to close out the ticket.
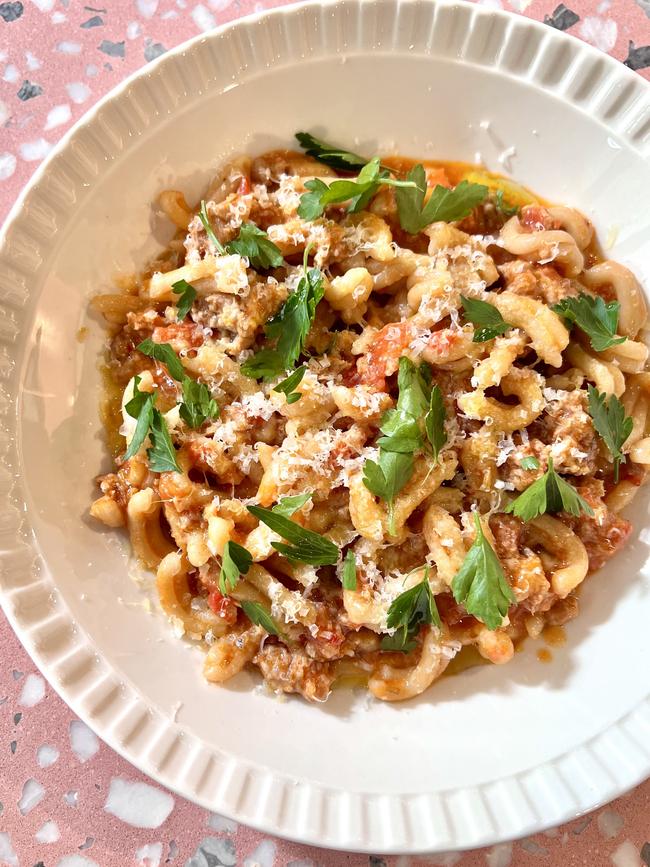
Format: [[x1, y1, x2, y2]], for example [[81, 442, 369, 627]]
[[552, 292, 626, 353], [505, 457, 594, 521], [587, 385, 633, 482], [395, 165, 488, 234]]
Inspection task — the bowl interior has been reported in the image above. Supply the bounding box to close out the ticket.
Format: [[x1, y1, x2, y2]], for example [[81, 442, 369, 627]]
[[5, 6, 650, 849]]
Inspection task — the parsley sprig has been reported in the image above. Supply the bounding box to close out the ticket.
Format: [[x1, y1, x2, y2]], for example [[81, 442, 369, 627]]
[[451, 513, 515, 631], [227, 222, 284, 270], [495, 190, 519, 217], [246, 504, 338, 566], [198, 199, 225, 254], [297, 157, 416, 221], [272, 366, 306, 404], [363, 358, 446, 534], [505, 457, 594, 521], [171, 279, 197, 321], [395, 165, 488, 234], [381, 569, 441, 653], [123, 375, 181, 471], [295, 132, 367, 172], [271, 493, 312, 518], [219, 540, 252, 595], [587, 385, 633, 482], [240, 600, 281, 636], [341, 550, 357, 591], [137, 339, 218, 429], [242, 248, 324, 381], [552, 293, 626, 352], [460, 295, 512, 342]]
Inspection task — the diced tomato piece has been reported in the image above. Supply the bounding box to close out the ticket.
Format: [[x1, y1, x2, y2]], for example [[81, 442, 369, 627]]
[[152, 322, 205, 350], [519, 205, 561, 233], [208, 590, 238, 625], [237, 175, 251, 196], [356, 321, 416, 390]]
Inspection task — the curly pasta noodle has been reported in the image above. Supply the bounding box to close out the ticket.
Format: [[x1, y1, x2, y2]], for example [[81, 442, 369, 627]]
[[91, 148, 648, 702]]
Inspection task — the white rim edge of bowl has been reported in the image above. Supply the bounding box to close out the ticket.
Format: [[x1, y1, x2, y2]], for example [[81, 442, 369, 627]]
[[0, 0, 649, 853]]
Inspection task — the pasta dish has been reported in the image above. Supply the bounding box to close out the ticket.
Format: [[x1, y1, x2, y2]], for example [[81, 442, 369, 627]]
[[91, 134, 649, 702]]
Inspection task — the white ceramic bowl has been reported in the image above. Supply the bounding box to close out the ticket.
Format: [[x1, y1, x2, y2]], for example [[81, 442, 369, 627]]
[[2, 0, 650, 853]]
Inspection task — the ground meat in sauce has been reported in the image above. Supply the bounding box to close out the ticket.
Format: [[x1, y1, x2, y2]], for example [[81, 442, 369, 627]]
[[190, 279, 286, 353], [254, 641, 336, 701], [531, 389, 598, 476], [490, 514, 550, 608], [498, 260, 578, 306]]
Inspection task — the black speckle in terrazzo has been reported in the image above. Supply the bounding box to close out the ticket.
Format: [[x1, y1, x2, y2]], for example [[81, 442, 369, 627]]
[[9, 740, 16, 754], [84, 3, 106, 9], [641, 842, 650, 866], [571, 815, 592, 834], [11, 670, 23, 680], [81, 14, 103, 27], [186, 837, 237, 867], [0, 1, 23, 22], [13, 712, 22, 724], [544, 3, 580, 30], [369, 859, 388, 867], [166, 840, 179, 862], [33, 862, 45, 867], [624, 41, 650, 70], [0, 802, 3, 816], [79, 836, 95, 850], [144, 40, 165, 61], [16, 80, 42, 100], [98, 38, 125, 58]]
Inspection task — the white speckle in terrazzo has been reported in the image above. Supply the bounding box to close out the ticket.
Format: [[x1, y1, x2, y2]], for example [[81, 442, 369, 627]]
[[19, 672, 46, 706], [177, 0, 187, 7], [485, 842, 513, 867], [66, 81, 91, 103], [186, 837, 236, 867], [35, 820, 61, 844], [521, 839, 549, 856], [63, 790, 79, 807], [244, 839, 276, 867], [19, 137, 51, 161], [578, 16, 618, 52], [18, 778, 45, 815], [0, 153, 16, 180], [127, 21, 142, 39], [611, 840, 644, 866], [57, 856, 100, 867], [191, 4, 216, 31], [207, 0, 233, 10], [51, 10, 66, 22], [0, 833, 18, 867], [286, 861, 315, 867], [3, 64, 20, 83], [25, 51, 41, 70], [0, 100, 8, 125], [598, 808, 625, 840], [136, 0, 158, 17], [104, 778, 174, 828], [57, 40, 82, 54], [69, 719, 99, 763], [207, 813, 238, 833], [85, 63, 99, 77], [44, 103, 72, 130], [29, 0, 54, 10], [135, 842, 163, 866], [37, 744, 60, 768]]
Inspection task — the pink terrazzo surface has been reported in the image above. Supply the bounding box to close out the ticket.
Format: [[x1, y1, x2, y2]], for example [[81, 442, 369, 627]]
[[1, 0, 649, 864]]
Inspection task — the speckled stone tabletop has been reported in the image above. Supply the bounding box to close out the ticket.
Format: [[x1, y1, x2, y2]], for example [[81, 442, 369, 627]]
[[1, 0, 650, 864]]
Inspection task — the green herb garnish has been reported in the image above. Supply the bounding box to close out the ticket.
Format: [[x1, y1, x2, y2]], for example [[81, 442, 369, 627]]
[[226, 222, 284, 270], [460, 295, 512, 342], [171, 278, 197, 321], [505, 457, 594, 521], [246, 504, 338, 566], [271, 493, 313, 518], [123, 376, 180, 471], [381, 569, 441, 653], [495, 190, 519, 217], [198, 199, 225, 254], [240, 600, 281, 636], [295, 132, 367, 172], [137, 338, 185, 381], [552, 293, 626, 353], [451, 513, 515, 631], [147, 407, 180, 472], [520, 456, 540, 471], [341, 550, 357, 591], [587, 385, 633, 483], [273, 366, 306, 404], [242, 248, 324, 381], [425, 385, 447, 461], [219, 540, 252, 595], [395, 166, 488, 234]]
